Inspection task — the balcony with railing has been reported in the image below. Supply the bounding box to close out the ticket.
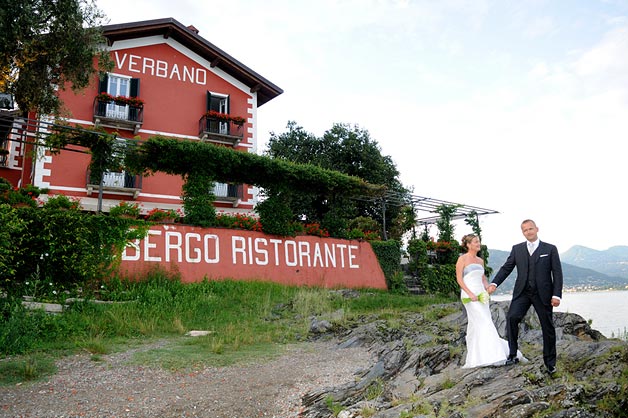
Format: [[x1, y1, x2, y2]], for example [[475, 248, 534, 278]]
[[93, 94, 144, 134], [213, 182, 243, 206], [86, 170, 142, 199], [199, 111, 245, 146]]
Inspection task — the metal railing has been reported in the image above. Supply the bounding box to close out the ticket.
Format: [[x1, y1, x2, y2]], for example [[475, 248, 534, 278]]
[[86, 169, 142, 197], [213, 182, 243, 200], [198, 115, 244, 145], [93, 98, 144, 133]]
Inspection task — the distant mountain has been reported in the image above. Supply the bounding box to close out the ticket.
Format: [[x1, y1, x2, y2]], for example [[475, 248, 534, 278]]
[[486, 249, 628, 294], [561, 245, 628, 279]]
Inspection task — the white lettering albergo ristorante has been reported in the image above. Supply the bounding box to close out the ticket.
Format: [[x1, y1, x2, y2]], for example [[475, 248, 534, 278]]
[[122, 231, 360, 269]]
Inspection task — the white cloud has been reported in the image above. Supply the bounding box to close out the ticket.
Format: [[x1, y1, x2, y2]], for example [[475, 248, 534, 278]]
[[574, 27, 628, 90]]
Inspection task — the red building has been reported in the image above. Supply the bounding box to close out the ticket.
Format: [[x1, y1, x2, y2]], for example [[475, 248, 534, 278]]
[[0, 18, 283, 216]]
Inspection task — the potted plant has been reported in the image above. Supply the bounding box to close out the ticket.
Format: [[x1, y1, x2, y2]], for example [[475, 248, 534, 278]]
[[146, 207, 181, 223], [96, 92, 144, 107], [109, 201, 141, 218], [204, 110, 246, 126]]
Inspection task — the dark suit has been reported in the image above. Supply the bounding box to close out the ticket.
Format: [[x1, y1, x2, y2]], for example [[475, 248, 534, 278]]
[[491, 241, 563, 369]]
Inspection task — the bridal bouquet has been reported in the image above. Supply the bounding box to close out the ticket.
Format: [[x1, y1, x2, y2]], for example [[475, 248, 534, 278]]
[[462, 291, 490, 304]]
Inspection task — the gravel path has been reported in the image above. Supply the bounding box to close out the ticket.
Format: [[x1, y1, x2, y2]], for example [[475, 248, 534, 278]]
[[0, 340, 374, 418]]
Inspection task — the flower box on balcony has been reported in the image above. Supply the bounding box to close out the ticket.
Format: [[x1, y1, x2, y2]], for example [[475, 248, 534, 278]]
[[203, 110, 245, 126], [198, 112, 245, 146], [93, 93, 144, 134], [96, 92, 145, 107]]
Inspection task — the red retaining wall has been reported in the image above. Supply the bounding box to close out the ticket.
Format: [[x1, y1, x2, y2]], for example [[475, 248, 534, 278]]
[[119, 224, 387, 289]]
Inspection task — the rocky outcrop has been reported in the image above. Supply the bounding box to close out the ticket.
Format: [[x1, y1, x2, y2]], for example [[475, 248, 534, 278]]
[[303, 301, 627, 417]]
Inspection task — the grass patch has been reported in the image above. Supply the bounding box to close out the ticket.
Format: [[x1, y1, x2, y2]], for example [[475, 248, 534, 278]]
[[1, 270, 457, 383], [0, 354, 57, 385], [131, 336, 288, 369]]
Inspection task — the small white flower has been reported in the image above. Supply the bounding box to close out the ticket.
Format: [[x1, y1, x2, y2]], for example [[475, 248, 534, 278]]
[[25, 281, 29, 285], [52, 290, 57, 295]]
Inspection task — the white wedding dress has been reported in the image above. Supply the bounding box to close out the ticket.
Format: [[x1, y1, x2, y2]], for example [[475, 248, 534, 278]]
[[461, 263, 525, 368]]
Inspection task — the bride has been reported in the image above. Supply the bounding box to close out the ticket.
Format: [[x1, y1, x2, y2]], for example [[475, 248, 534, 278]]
[[456, 234, 525, 368]]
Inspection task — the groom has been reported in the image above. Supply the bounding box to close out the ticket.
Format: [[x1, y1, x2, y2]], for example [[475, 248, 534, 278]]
[[487, 219, 563, 374]]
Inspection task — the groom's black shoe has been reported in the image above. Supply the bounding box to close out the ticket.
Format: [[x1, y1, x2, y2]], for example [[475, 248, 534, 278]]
[[546, 366, 557, 375], [505, 355, 519, 366]]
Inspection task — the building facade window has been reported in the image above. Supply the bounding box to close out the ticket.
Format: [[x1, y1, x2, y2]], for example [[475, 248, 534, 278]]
[[207, 91, 229, 134]]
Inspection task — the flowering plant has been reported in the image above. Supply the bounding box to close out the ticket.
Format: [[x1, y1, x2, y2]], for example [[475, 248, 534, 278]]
[[304, 223, 330, 237], [44, 194, 82, 210], [462, 291, 490, 304], [0, 183, 48, 208], [427, 240, 454, 251], [146, 208, 182, 222], [204, 110, 246, 126], [215, 212, 262, 231], [109, 201, 141, 218], [348, 228, 381, 241], [96, 92, 144, 107]]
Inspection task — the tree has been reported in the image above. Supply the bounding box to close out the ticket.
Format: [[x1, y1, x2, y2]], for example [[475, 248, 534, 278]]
[[0, 0, 110, 115], [265, 121, 410, 238]]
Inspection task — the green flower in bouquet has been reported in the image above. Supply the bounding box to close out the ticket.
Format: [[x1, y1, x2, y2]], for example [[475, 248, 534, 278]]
[[462, 291, 490, 304]]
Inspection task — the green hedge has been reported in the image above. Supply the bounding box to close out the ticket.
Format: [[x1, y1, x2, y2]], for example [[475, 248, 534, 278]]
[[421, 264, 458, 295], [1, 205, 146, 298], [371, 240, 404, 292], [405, 238, 460, 296]]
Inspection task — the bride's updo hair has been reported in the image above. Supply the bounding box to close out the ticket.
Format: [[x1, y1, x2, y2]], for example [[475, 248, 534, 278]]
[[460, 234, 477, 252]]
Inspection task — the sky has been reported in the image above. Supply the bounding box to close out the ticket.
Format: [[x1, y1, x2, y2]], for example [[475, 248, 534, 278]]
[[96, 0, 628, 253]]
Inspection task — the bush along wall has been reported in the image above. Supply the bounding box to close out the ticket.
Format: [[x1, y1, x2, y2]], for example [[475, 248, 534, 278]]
[[371, 240, 403, 292], [0, 203, 147, 299]]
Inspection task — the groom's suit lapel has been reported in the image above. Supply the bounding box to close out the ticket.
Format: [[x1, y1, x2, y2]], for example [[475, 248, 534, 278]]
[[533, 241, 545, 264]]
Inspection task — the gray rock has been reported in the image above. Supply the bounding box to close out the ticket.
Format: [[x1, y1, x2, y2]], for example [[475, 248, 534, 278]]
[[301, 300, 628, 418]]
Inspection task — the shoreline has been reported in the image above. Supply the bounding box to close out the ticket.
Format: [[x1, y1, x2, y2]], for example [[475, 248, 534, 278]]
[[492, 289, 627, 338]]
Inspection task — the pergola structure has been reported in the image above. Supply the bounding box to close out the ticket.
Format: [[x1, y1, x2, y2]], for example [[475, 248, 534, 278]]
[[353, 190, 499, 240]]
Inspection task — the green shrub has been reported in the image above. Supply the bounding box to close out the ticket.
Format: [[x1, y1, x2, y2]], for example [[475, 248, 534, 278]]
[[182, 173, 216, 227], [320, 206, 349, 239], [109, 201, 141, 218], [255, 196, 298, 236], [371, 240, 404, 292], [421, 264, 458, 295], [2, 209, 147, 298], [0, 182, 48, 208], [0, 204, 27, 283], [406, 238, 428, 274], [43, 194, 82, 210]]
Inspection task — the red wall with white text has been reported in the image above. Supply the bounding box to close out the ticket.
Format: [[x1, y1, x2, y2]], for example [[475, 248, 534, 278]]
[[119, 225, 387, 289]]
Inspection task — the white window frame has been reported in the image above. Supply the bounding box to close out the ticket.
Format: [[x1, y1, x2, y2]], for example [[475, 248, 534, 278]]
[[209, 91, 229, 134], [106, 73, 132, 120]]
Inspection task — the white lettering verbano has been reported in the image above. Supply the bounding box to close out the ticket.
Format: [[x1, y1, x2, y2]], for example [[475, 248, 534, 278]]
[[114, 51, 208, 86]]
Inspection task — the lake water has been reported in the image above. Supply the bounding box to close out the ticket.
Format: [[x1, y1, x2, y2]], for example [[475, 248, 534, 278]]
[[492, 290, 628, 338]]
